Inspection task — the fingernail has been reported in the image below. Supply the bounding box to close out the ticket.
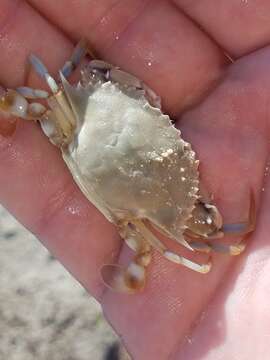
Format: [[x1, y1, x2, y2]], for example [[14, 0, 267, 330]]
[[0, 117, 17, 137]]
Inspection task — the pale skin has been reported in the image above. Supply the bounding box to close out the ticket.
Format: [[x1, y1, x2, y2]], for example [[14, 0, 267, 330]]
[[0, 1, 270, 359]]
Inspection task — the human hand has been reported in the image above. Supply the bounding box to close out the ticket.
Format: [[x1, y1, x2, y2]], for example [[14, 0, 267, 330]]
[[0, 1, 269, 359]]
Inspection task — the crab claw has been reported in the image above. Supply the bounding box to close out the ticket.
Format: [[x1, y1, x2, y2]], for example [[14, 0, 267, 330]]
[[100, 262, 146, 293]]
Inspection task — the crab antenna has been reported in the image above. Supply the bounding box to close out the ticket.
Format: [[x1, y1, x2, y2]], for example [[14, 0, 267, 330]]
[[29, 54, 59, 94]]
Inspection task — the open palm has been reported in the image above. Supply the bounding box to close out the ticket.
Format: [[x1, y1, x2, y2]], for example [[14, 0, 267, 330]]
[[1, 1, 270, 359]]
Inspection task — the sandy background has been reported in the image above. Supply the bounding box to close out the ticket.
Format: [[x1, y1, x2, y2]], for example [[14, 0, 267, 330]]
[[0, 205, 129, 360]]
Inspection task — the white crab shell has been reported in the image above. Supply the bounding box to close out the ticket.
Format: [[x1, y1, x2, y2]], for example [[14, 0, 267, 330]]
[[61, 78, 200, 243]]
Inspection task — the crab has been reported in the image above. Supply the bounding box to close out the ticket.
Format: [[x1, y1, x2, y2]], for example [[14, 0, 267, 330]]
[[0, 40, 255, 293]]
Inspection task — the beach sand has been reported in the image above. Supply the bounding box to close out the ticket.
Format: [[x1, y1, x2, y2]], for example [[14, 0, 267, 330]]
[[0, 205, 129, 360]]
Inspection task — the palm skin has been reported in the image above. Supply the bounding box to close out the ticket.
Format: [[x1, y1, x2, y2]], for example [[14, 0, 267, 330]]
[[0, 1, 270, 359]]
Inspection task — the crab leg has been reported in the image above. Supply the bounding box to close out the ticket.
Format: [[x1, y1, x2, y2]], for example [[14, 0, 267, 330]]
[[60, 38, 97, 79], [0, 88, 46, 120], [188, 240, 246, 256], [60, 39, 88, 78], [28, 54, 77, 145], [0, 56, 54, 120], [100, 226, 152, 293], [29, 55, 76, 126], [30, 39, 95, 88], [16, 86, 49, 99], [211, 190, 256, 238], [133, 220, 211, 273], [29, 54, 59, 94]]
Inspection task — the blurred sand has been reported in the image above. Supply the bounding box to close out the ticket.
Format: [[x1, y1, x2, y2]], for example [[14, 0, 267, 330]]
[[0, 205, 129, 360]]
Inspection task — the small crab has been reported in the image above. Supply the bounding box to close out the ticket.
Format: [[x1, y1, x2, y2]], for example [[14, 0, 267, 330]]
[[0, 40, 255, 293]]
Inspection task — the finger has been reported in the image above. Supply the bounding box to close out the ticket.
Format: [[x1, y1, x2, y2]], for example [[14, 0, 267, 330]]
[[171, 49, 270, 358], [101, 48, 270, 358], [174, 0, 270, 58], [27, 0, 226, 115], [174, 171, 270, 360], [0, 1, 72, 87]]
